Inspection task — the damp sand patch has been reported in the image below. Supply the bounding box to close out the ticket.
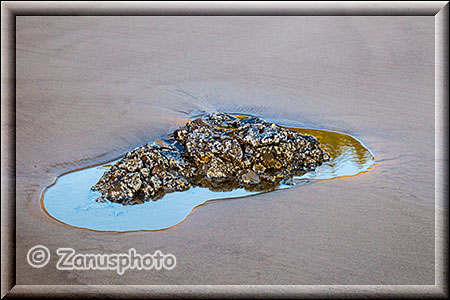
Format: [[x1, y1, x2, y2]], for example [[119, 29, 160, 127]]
[[42, 113, 375, 232]]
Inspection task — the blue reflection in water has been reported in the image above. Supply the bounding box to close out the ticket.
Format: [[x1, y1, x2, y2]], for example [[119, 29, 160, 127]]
[[44, 164, 267, 231], [43, 127, 375, 232]]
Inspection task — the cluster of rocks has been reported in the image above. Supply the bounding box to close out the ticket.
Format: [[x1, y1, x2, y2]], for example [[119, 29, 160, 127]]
[[92, 113, 330, 205]]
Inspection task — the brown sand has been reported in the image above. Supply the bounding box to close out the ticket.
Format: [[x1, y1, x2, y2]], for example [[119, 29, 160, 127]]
[[15, 16, 438, 285]]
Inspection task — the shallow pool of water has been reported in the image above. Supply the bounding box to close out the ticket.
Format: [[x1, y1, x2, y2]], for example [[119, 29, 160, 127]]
[[42, 118, 375, 232]]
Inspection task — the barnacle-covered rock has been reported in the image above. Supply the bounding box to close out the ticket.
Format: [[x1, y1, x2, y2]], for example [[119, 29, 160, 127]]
[[92, 113, 330, 205]]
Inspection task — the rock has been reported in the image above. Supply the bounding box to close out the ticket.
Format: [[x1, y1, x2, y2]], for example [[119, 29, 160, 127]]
[[92, 113, 330, 205], [239, 170, 261, 185]]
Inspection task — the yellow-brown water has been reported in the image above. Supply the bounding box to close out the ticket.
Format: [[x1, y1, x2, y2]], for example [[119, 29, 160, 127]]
[[41, 117, 375, 232], [288, 127, 375, 180], [293, 127, 372, 165]]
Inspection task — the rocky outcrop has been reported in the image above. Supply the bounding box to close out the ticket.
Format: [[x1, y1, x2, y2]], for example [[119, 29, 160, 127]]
[[92, 113, 330, 205]]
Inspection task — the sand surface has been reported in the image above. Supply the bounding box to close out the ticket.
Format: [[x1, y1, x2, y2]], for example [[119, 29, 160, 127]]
[[15, 16, 438, 285]]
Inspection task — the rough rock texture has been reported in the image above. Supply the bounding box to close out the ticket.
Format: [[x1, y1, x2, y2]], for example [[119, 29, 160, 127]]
[[92, 113, 330, 205]]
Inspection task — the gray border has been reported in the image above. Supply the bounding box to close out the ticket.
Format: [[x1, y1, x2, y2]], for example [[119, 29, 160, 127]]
[[1, 1, 448, 298]]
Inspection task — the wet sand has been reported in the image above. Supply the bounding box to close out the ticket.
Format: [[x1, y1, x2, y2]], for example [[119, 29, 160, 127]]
[[15, 16, 438, 285]]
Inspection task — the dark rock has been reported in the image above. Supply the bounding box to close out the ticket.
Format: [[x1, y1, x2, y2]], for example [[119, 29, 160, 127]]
[[92, 113, 330, 205]]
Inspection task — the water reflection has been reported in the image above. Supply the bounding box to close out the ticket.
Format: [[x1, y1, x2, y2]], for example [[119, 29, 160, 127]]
[[42, 120, 375, 232], [287, 127, 375, 180]]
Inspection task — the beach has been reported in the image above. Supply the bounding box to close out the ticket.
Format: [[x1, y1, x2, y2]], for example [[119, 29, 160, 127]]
[[14, 16, 439, 285]]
